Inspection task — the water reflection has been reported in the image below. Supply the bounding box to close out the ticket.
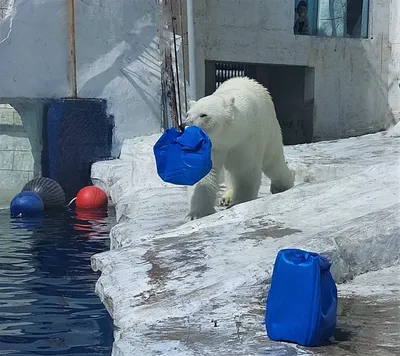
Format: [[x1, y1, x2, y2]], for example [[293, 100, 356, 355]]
[[0, 209, 114, 355], [73, 210, 109, 239]]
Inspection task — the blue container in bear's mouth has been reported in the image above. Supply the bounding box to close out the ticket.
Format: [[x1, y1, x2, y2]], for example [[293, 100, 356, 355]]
[[265, 248, 338, 347], [153, 126, 213, 186]]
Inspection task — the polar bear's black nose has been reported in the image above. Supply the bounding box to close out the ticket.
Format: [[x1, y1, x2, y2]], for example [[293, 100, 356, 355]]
[[179, 123, 186, 131]]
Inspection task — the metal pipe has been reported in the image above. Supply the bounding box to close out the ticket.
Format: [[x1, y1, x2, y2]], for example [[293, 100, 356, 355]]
[[68, 0, 78, 98], [178, 0, 188, 113], [169, 1, 182, 126], [171, 18, 182, 126], [186, 0, 196, 100]]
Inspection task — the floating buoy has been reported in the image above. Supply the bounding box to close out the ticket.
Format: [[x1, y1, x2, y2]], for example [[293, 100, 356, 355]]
[[10, 192, 44, 218], [22, 177, 65, 209], [75, 186, 108, 210]]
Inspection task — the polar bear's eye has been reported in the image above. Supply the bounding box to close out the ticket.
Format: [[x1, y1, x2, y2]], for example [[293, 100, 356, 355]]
[[199, 114, 207, 118]]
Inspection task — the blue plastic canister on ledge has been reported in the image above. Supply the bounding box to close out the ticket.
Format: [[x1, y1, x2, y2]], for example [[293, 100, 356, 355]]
[[265, 248, 337, 347], [153, 126, 212, 186]]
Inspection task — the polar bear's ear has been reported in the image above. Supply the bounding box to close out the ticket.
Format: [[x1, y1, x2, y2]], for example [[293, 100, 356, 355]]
[[188, 100, 197, 109], [224, 97, 235, 111]]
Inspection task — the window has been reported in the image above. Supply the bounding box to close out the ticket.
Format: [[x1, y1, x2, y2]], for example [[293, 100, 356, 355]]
[[294, 0, 315, 36], [294, 0, 369, 38]]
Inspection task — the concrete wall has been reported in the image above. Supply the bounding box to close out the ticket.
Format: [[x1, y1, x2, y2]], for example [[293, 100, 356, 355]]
[[191, 0, 397, 140], [389, 0, 400, 120], [0, 0, 162, 155], [0, 104, 35, 204]]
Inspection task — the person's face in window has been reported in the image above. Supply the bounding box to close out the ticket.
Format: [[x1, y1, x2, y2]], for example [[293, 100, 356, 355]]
[[298, 5, 307, 19]]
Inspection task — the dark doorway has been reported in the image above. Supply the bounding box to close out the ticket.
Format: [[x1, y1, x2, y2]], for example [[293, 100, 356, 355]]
[[205, 60, 315, 145]]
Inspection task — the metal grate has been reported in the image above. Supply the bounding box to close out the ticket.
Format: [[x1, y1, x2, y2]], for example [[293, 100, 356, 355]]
[[215, 62, 249, 88]]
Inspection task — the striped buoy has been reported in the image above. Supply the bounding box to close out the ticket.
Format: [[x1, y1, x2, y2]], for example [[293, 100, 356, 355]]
[[21, 177, 66, 209]]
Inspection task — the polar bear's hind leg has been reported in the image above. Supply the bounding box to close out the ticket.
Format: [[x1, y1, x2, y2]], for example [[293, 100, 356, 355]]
[[262, 153, 295, 194]]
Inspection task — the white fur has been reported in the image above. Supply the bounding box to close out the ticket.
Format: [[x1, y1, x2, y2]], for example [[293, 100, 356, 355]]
[[184, 77, 295, 221]]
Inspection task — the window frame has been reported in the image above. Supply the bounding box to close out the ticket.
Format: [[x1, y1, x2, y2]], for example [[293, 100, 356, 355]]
[[294, 0, 370, 39]]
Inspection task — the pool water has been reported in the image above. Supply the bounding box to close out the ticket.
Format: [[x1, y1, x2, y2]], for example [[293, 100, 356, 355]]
[[0, 209, 115, 355]]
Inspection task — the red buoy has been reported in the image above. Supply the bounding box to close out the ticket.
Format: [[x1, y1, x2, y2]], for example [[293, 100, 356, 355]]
[[75, 186, 108, 210]]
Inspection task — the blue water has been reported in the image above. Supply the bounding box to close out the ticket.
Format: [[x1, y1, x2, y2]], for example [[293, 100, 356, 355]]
[[0, 209, 114, 355]]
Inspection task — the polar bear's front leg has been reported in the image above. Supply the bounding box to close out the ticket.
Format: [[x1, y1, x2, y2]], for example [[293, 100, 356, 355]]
[[220, 169, 234, 207], [185, 167, 221, 221]]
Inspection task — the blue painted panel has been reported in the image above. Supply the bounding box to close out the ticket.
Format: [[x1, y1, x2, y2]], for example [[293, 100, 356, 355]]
[[42, 99, 114, 201]]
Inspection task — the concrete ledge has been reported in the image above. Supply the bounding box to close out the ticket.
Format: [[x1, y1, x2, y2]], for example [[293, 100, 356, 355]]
[[91, 131, 400, 355]]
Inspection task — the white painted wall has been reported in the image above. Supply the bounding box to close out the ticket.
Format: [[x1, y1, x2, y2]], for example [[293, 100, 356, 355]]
[[191, 0, 398, 140], [0, 0, 162, 155], [389, 0, 400, 120]]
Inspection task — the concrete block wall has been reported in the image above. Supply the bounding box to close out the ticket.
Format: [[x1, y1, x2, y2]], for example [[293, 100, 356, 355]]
[[389, 0, 400, 120], [0, 104, 35, 204]]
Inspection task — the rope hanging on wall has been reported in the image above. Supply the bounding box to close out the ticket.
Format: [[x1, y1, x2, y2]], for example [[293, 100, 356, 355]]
[[177, 0, 188, 114], [168, 0, 188, 129], [154, 2, 214, 188], [68, 0, 78, 98]]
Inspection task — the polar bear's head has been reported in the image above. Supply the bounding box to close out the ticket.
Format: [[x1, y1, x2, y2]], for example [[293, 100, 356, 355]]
[[183, 95, 235, 139]]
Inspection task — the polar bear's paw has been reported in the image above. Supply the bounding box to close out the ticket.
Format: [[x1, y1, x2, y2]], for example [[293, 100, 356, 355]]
[[185, 207, 216, 222], [220, 189, 233, 207], [270, 179, 294, 194]]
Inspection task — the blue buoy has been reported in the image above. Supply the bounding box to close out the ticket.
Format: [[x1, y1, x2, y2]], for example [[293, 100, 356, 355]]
[[10, 192, 45, 218], [266, 248, 337, 347], [153, 126, 213, 186]]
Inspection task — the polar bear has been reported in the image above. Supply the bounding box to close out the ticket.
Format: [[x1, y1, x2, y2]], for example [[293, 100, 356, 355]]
[[183, 76, 295, 221]]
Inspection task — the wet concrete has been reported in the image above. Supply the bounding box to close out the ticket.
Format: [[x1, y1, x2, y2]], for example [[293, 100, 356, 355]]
[[133, 294, 399, 356], [309, 297, 399, 356]]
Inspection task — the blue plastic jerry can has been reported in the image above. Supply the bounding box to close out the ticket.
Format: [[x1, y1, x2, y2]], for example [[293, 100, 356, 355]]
[[265, 248, 337, 347], [153, 126, 212, 186]]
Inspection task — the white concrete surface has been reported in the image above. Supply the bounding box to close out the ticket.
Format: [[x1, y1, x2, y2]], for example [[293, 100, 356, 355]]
[[338, 266, 400, 301], [387, 120, 400, 137], [90, 130, 400, 355], [0, 0, 162, 155], [190, 0, 399, 139]]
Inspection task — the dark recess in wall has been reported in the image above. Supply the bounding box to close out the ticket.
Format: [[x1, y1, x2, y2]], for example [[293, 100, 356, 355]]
[[205, 60, 314, 145], [42, 98, 114, 202]]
